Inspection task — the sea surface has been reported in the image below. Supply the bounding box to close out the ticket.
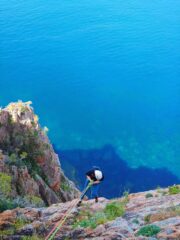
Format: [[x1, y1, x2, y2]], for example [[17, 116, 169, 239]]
[[0, 1, 180, 181]]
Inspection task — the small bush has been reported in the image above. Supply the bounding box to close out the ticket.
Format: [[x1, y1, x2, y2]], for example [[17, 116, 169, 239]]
[[14, 217, 29, 230], [132, 218, 139, 224], [94, 212, 108, 225], [0, 173, 12, 196], [21, 236, 43, 240], [0, 217, 31, 237], [104, 201, 125, 220], [20, 152, 28, 160], [0, 229, 15, 236], [74, 200, 127, 229], [122, 190, 129, 203], [7, 153, 25, 167], [76, 218, 97, 229], [61, 182, 71, 192], [145, 193, 153, 198], [0, 198, 17, 213], [136, 225, 161, 237], [25, 195, 45, 207], [168, 185, 180, 195], [144, 214, 151, 223]]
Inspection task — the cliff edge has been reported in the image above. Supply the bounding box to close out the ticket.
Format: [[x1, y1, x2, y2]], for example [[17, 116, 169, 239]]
[[0, 101, 179, 240], [0, 101, 80, 209], [0, 187, 179, 239]]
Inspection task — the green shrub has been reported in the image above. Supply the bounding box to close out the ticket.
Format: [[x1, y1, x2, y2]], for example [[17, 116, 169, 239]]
[[24, 157, 49, 185], [0, 217, 31, 237], [63, 237, 71, 240], [94, 212, 108, 225], [7, 115, 13, 125], [74, 200, 126, 229], [14, 217, 29, 230], [25, 195, 45, 207], [20, 151, 28, 160], [61, 182, 71, 192], [0, 229, 15, 236], [122, 190, 129, 198], [132, 218, 139, 224], [104, 201, 125, 220], [136, 225, 161, 237], [21, 236, 43, 240], [144, 214, 151, 223], [145, 193, 153, 198], [0, 173, 12, 196], [9, 153, 18, 163], [75, 218, 97, 229], [0, 198, 17, 213], [168, 185, 180, 195], [8, 153, 25, 167]]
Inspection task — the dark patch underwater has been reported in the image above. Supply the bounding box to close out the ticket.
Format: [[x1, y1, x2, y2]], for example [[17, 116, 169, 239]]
[[55, 145, 180, 198]]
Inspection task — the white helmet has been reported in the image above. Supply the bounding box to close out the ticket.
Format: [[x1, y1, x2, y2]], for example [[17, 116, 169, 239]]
[[95, 170, 103, 180]]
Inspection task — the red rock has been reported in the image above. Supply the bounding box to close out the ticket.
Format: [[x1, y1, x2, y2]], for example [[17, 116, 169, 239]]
[[0, 101, 80, 208]]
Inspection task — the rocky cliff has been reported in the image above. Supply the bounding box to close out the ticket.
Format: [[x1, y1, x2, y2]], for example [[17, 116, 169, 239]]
[[0, 186, 179, 239], [0, 101, 180, 240], [0, 101, 80, 209]]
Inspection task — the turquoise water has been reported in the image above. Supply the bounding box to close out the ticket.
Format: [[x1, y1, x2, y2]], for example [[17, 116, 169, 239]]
[[1, 1, 180, 177]]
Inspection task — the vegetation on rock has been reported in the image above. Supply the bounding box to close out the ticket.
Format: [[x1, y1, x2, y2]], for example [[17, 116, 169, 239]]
[[0, 101, 79, 210], [144, 214, 151, 223], [0, 187, 179, 239], [144, 205, 180, 223], [25, 195, 45, 207], [0, 229, 15, 236], [104, 201, 126, 220], [0, 172, 12, 196], [21, 236, 43, 240], [136, 224, 161, 237], [0, 216, 30, 236], [145, 193, 153, 198], [168, 185, 180, 195], [0, 198, 17, 213], [74, 198, 127, 229], [13, 217, 30, 230]]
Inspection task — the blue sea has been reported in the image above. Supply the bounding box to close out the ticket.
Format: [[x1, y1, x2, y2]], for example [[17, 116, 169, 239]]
[[1, 0, 180, 184]]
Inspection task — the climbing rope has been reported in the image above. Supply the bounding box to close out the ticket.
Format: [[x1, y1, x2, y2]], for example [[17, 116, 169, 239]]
[[45, 182, 93, 240]]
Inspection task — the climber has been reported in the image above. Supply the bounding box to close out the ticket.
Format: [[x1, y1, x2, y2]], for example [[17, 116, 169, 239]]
[[77, 167, 104, 207]]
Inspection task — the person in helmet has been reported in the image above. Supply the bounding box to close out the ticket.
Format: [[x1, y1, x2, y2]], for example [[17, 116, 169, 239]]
[[77, 167, 104, 206]]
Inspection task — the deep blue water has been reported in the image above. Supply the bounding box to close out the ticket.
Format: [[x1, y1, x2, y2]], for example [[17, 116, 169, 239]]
[[58, 145, 179, 198], [0, 1, 180, 181]]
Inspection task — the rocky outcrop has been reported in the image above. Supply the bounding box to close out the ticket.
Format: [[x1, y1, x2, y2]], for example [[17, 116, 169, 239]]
[[0, 187, 179, 239], [0, 101, 179, 239], [0, 101, 80, 208]]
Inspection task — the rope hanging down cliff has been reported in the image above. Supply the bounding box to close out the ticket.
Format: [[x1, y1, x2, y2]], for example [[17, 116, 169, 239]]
[[45, 181, 93, 240]]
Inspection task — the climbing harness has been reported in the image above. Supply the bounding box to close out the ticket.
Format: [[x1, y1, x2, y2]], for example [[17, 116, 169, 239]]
[[45, 181, 93, 240]]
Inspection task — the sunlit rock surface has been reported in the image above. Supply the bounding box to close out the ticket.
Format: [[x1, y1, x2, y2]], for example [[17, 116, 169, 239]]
[[0, 187, 179, 239]]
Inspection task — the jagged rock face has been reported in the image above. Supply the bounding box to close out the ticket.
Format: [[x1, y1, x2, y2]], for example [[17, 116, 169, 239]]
[[0, 101, 80, 207], [0, 188, 179, 239]]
